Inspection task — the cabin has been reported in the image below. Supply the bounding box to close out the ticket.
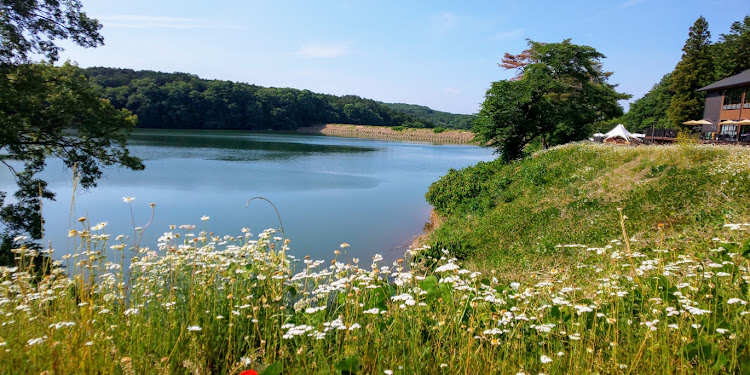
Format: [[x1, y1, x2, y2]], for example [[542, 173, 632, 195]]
[[697, 69, 750, 142]]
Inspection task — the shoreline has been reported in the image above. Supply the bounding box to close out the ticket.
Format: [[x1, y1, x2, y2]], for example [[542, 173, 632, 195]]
[[297, 124, 476, 144], [410, 209, 442, 250]]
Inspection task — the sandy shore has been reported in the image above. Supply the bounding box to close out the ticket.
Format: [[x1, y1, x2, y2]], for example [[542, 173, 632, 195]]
[[297, 124, 476, 144]]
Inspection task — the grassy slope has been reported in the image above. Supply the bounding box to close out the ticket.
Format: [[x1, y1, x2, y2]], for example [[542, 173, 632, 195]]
[[426, 142, 750, 275]]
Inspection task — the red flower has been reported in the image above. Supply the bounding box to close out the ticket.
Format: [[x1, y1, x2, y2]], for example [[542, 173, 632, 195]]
[[240, 370, 258, 375]]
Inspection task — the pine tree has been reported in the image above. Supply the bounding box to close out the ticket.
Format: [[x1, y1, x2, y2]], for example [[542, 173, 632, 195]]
[[667, 16, 714, 127]]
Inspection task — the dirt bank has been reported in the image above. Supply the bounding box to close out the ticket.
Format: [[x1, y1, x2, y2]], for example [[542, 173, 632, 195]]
[[410, 209, 442, 250], [297, 124, 476, 144]]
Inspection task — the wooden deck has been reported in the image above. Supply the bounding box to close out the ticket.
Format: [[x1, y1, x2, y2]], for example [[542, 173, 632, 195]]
[[644, 136, 750, 145]]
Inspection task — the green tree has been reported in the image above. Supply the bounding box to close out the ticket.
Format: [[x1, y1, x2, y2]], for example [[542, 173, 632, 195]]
[[0, 0, 103, 64], [713, 15, 750, 79], [1, 1, 143, 264], [667, 16, 714, 127], [474, 39, 628, 162], [622, 73, 674, 132]]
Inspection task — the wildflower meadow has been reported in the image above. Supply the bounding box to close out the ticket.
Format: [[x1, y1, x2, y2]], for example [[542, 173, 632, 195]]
[[1, 200, 749, 374]]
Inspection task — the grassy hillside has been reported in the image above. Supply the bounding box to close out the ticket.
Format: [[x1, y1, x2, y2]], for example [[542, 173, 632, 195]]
[[426, 142, 750, 275]]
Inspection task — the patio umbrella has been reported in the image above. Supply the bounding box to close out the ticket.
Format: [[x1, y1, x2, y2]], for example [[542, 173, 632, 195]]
[[682, 120, 699, 125], [738, 119, 750, 125], [694, 119, 714, 125], [719, 120, 738, 125]]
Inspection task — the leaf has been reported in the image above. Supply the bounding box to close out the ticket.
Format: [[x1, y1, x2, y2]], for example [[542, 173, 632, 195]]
[[284, 285, 297, 297], [419, 275, 438, 292], [550, 305, 561, 319], [740, 239, 750, 259], [334, 355, 362, 375], [260, 362, 282, 375]]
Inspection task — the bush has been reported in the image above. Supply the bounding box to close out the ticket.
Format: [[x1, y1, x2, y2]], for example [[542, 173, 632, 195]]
[[425, 161, 502, 215]]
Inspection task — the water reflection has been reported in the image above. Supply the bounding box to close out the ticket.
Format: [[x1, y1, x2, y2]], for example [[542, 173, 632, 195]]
[[128, 130, 377, 161], [1, 130, 495, 264]]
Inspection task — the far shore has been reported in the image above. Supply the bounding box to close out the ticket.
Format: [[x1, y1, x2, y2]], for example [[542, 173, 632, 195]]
[[297, 124, 476, 144]]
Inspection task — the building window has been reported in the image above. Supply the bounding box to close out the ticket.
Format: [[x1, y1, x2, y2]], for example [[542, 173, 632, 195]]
[[744, 88, 750, 109], [723, 88, 743, 110], [720, 124, 738, 138]]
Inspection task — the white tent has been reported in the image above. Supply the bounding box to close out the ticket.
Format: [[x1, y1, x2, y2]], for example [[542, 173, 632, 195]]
[[603, 124, 642, 143]]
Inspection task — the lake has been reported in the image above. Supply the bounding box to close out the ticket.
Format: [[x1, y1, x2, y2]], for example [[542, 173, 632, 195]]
[[2, 130, 495, 264]]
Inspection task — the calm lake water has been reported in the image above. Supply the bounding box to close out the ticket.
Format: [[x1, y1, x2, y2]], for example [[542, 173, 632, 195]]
[[2, 130, 495, 263]]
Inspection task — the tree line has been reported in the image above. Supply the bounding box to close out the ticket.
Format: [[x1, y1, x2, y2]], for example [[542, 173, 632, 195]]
[[83, 67, 470, 131], [619, 15, 750, 132], [383, 103, 475, 130]]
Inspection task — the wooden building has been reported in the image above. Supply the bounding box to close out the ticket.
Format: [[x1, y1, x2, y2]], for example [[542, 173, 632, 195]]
[[697, 69, 750, 142]]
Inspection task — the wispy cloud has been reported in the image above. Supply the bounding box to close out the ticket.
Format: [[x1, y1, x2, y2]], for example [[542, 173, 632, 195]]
[[296, 43, 351, 59], [619, 0, 646, 8], [98, 15, 242, 30], [430, 11, 460, 32], [443, 88, 462, 95], [492, 28, 524, 41]]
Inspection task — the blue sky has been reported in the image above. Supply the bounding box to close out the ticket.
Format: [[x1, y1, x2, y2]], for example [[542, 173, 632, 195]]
[[58, 0, 749, 115]]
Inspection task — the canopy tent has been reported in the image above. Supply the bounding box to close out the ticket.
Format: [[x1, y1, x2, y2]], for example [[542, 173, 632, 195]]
[[602, 124, 643, 143]]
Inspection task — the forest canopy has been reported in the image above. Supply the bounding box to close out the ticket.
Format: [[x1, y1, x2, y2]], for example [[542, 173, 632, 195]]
[[83, 68, 472, 131]]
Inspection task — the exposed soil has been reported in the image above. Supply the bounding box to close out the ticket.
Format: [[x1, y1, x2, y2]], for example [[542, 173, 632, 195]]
[[297, 124, 476, 144]]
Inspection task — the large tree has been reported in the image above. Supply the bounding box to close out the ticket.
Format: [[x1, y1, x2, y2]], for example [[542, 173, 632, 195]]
[[1, 0, 143, 263], [621, 73, 674, 132], [666, 16, 714, 127], [712, 15, 750, 80], [474, 39, 628, 162]]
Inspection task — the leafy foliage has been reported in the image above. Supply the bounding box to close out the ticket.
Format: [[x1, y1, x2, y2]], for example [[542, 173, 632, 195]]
[[712, 15, 750, 79], [83, 68, 431, 130], [1, 1, 142, 265], [0, 0, 102, 64], [474, 40, 628, 162], [667, 16, 714, 127], [1, 63, 143, 240], [621, 73, 674, 132], [383, 102, 476, 129]]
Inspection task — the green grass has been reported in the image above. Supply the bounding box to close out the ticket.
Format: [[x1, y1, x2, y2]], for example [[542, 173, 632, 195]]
[[1, 142, 750, 374], [425, 143, 750, 275]]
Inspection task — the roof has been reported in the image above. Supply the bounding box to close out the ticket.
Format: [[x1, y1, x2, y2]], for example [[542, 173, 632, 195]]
[[603, 124, 642, 141], [697, 69, 750, 92]]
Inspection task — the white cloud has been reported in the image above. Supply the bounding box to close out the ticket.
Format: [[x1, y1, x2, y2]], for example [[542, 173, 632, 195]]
[[437, 11, 458, 28], [492, 28, 524, 41], [296, 43, 351, 59], [619, 0, 646, 8], [98, 15, 242, 30], [430, 11, 459, 32]]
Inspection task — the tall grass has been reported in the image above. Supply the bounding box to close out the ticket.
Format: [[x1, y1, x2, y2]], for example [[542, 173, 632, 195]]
[[1, 204, 749, 374], [425, 143, 750, 274]]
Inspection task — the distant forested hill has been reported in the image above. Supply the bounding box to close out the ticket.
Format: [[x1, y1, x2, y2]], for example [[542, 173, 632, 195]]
[[384, 103, 476, 130], [83, 67, 465, 131]]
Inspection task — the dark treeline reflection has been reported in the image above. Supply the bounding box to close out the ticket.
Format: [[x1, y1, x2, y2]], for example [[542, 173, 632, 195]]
[[128, 130, 377, 160]]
